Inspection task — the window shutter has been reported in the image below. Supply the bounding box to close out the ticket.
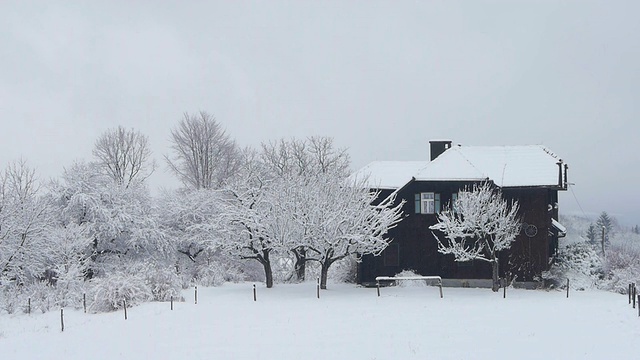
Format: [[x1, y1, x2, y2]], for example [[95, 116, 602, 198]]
[[435, 193, 441, 213], [414, 194, 421, 213]]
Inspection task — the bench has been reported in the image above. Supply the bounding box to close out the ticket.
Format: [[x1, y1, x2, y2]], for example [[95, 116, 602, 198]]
[[375, 276, 443, 298]]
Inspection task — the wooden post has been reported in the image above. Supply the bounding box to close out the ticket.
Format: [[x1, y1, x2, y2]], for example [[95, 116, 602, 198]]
[[28, 297, 31, 315], [60, 308, 64, 332], [638, 294, 640, 317], [253, 284, 257, 302], [83, 293, 87, 314], [503, 279, 506, 299], [634, 286, 637, 309], [123, 299, 127, 320], [376, 281, 380, 297], [566, 278, 570, 298], [195, 286, 198, 305], [171, 296, 174, 311], [438, 280, 443, 299], [316, 277, 320, 299], [630, 284, 633, 304]]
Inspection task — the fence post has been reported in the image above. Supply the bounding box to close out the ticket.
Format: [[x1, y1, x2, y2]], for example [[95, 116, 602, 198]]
[[438, 279, 443, 299], [123, 299, 128, 320], [171, 296, 174, 311], [253, 284, 257, 302], [83, 293, 87, 314], [316, 277, 320, 299], [638, 294, 640, 317], [566, 278, 570, 298], [60, 308, 64, 332], [376, 281, 380, 297], [28, 297, 31, 315], [195, 286, 198, 305], [634, 286, 637, 309], [630, 284, 633, 304], [503, 278, 506, 299]]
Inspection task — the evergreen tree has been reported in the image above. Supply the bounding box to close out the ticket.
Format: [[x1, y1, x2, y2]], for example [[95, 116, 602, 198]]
[[585, 223, 597, 244], [595, 211, 614, 243]]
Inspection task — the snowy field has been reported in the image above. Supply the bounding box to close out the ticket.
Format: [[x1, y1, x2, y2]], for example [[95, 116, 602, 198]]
[[1, 282, 638, 360]]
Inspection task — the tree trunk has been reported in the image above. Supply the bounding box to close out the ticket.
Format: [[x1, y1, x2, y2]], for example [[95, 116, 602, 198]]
[[293, 248, 306, 282], [491, 258, 500, 292], [262, 251, 274, 288], [320, 260, 331, 290]]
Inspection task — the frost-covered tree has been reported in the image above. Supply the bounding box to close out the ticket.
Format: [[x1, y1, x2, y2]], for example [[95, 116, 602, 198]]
[[585, 223, 598, 244], [165, 112, 241, 189], [260, 136, 350, 280], [299, 175, 404, 289], [261, 136, 350, 178], [0, 160, 51, 284], [158, 187, 249, 287], [45, 223, 92, 306], [430, 182, 521, 292], [92, 126, 155, 187], [218, 150, 281, 288], [49, 161, 168, 279]]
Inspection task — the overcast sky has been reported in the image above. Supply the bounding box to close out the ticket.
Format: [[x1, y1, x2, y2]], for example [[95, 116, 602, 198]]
[[1, 1, 638, 225]]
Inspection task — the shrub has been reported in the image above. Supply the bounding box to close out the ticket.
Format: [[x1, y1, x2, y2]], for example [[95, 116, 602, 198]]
[[543, 242, 602, 290], [88, 272, 153, 313], [395, 269, 427, 287], [139, 264, 182, 301]]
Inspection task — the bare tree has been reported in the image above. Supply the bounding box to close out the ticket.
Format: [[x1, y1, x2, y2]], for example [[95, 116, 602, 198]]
[[0, 159, 50, 283], [92, 126, 155, 187], [430, 182, 521, 292], [261, 136, 350, 178], [165, 112, 241, 189], [260, 136, 350, 281]]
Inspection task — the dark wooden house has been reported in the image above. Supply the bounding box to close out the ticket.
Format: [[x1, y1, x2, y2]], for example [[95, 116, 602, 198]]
[[355, 140, 568, 285]]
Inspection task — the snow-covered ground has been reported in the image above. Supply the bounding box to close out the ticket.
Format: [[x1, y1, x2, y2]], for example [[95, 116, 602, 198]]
[[1, 282, 638, 360]]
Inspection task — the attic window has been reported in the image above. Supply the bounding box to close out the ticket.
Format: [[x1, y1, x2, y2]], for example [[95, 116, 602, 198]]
[[415, 192, 440, 214]]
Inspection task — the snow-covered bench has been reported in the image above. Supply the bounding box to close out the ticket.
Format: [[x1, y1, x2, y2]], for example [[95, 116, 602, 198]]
[[375, 276, 443, 298]]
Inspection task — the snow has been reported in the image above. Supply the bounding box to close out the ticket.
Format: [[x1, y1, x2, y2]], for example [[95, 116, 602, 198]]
[[353, 144, 564, 190], [1, 282, 638, 359], [553, 218, 567, 235], [415, 145, 563, 188]]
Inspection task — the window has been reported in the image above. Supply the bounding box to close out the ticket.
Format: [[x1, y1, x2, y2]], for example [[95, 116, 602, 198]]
[[415, 192, 440, 214], [451, 192, 458, 213]]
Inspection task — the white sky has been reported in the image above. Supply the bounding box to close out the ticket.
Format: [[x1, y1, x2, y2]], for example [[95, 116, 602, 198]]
[[1, 1, 638, 225]]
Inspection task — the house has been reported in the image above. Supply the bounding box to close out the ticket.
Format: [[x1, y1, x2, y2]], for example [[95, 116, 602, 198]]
[[355, 140, 568, 285]]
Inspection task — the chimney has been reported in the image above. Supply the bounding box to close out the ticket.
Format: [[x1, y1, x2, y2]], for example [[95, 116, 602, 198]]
[[429, 140, 452, 161]]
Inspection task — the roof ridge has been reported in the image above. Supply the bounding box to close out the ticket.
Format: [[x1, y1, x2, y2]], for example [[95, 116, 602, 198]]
[[451, 146, 485, 178]]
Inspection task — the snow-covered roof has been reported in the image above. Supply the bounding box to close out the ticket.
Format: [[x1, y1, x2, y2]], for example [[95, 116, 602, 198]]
[[350, 161, 429, 190], [414, 145, 563, 188], [552, 218, 567, 236], [352, 144, 564, 190]]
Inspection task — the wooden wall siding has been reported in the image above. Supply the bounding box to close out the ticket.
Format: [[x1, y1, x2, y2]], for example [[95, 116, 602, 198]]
[[358, 181, 561, 284]]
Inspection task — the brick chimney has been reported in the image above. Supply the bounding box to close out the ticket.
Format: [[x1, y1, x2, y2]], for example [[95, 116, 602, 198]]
[[429, 140, 452, 161]]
